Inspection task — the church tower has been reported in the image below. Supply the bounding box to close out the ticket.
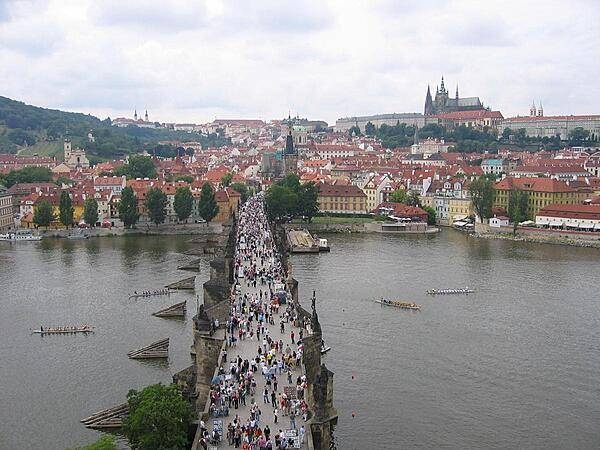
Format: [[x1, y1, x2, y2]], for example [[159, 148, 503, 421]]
[[283, 115, 298, 174], [530, 101, 537, 117], [424, 85, 434, 115], [64, 138, 72, 161], [134, 109, 138, 121], [145, 110, 149, 122], [537, 102, 544, 117]]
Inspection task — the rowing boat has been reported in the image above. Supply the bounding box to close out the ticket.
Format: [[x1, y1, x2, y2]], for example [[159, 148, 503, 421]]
[[426, 288, 475, 295], [375, 300, 421, 310], [33, 327, 94, 334], [128, 290, 171, 299]]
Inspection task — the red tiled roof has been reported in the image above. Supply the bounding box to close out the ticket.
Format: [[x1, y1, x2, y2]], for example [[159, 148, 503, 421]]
[[504, 115, 600, 122], [494, 177, 575, 193], [317, 183, 366, 198], [538, 203, 600, 220], [436, 109, 503, 120]]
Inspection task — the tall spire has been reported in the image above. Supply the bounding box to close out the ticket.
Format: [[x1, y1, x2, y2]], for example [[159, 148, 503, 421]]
[[145, 109, 148, 122], [134, 109, 138, 120], [440, 75, 445, 93], [455, 84, 459, 99], [424, 85, 434, 116]]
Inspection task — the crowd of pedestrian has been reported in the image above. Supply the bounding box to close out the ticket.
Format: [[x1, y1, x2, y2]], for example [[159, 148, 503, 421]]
[[198, 195, 308, 450]]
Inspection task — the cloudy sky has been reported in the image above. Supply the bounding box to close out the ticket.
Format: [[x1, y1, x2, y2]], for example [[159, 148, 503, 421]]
[[1, 0, 599, 125]]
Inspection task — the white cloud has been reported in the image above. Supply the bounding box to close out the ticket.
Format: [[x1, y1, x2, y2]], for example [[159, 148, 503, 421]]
[[0, 0, 598, 125]]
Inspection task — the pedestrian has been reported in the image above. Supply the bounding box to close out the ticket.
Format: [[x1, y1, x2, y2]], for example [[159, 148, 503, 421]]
[[273, 408, 278, 424]]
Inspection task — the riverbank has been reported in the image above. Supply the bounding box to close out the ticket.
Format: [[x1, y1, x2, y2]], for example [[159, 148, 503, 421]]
[[474, 222, 600, 248], [36, 222, 223, 238], [475, 231, 600, 248], [291, 221, 439, 234]]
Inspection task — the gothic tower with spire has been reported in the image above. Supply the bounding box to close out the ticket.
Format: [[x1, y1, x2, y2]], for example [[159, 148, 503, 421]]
[[424, 85, 434, 115], [424, 76, 483, 116], [283, 115, 298, 175]]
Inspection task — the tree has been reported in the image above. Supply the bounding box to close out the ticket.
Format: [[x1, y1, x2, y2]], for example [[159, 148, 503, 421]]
[[364, 121, 376, 136], [221, 172, 233, 187], [298, 181, 319, 222], [122, 383, 192, 450], [198, 182, 219, 223], [67, 436, 118, 450], [390, 188, 407, 204], [119, 186, 139, 228], [568, 127, 590, 146], [265, 184, 298, 222], [348, 125, 362, 136], [145, 187, 168, 226], [115, 155, 157, 179], [33, 200, 54, 227], [422, 205, 437, 225], [230, 182, 249, 203], [469, 177, 495, 223], [173, 186, 193, 222], [83, 197, 99, 226], [175, 175, 194, 183], [59, 190, 74, 228], [406, 190, 422, 207], [507, 189, 529, 235]]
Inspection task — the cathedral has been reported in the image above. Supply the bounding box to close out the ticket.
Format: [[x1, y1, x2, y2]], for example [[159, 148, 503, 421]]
[[424, 76, 483, 116]]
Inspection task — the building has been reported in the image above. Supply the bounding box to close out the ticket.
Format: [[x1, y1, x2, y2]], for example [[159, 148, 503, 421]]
[[335, 113, 426, 133], [214, 188, 241, 222], [584, 152, 600, 177], [93, 176, 127, 195], [481, 158, 508, 175], [63, 138, 90, 170], [424, 76, 484, 116], [535, 202, 600, 231], [501, 113, 600, 140], [493, 176, 590, 219], [0, 186, 13, 232], [411, 135, 450, 156], [314, 144, 356, 159], [435, 109, 504, 131], [489, 216, 510, 227], [112, 110, 157, 128], [317, 183, 368, 214], [372, 202, 428, 222]]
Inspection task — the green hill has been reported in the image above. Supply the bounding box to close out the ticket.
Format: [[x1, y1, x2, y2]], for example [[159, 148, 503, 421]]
[[0, 96, 229, 161]]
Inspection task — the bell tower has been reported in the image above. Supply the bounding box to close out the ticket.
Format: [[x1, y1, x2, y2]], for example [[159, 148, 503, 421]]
[[64, 138, 72, 161]]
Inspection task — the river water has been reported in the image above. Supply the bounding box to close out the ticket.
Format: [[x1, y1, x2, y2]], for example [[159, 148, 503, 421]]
[[1, 231, 599, 449], [291, 231, 600, 450]]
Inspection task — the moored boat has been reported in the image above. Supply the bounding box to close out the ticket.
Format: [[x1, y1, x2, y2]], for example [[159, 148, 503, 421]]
[[33, 325, 94, 334], [375, 299, 421, 310], [0, 230, 42, 241]]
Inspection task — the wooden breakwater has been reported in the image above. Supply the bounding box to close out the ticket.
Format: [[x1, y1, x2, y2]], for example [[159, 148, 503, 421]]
[[127, 338, 169, 359], [152, 301, 186, 317], [81, 403, 129, 429]]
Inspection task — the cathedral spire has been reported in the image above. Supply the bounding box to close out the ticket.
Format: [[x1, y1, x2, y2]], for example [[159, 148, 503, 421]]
[[455, 84, 459, 99], [440, 75, 445, 93], [145, 109, 148, 122], [134, 109, 138, 121], [424, 85, 434, 116]]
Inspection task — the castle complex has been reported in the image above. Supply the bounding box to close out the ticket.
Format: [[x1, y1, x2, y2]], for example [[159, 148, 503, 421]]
[[424, 76, 484, 116]]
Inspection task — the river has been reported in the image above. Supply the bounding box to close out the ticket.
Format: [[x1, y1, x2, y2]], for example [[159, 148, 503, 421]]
[[1, 231, 599, 449], [291, 230, 600, 450]]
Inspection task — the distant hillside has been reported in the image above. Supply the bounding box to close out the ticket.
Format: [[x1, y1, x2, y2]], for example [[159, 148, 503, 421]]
[[0, 96, 229, 161]]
